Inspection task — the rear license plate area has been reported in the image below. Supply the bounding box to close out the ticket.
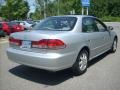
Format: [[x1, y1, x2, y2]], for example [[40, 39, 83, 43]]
[[20, 40, 31, 49]]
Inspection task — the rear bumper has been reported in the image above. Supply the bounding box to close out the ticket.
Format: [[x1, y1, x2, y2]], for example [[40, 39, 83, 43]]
[[7, 48, 76, 71]]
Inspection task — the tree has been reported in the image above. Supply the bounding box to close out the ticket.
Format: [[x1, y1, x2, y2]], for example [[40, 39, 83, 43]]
[[35, 0, 51, 18], [89, 0, 120, 17], [33, 0, 120, 20], [0, 0, 29, 20], [31, 8, 43, 19]]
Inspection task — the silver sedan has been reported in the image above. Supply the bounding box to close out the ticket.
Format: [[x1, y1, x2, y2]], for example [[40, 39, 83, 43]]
[[7, 15, 118, 75]]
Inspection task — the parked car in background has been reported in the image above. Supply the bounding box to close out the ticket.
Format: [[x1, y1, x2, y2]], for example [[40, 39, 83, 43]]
[[32, 20, 42, 27], [0, 30, 5, 37], [19, 21, 34, 30], [7, 15, 118, 75], [0, 23, 6, 37], [0, 21, 11, 35], [9, 21, 24, 33], [0, 21, 24, 36], [34, 20, 41, 24], [0, 23, 5, 37]]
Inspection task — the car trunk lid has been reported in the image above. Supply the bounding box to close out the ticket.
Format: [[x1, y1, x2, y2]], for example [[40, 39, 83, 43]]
[[9, 30, 67, 52]]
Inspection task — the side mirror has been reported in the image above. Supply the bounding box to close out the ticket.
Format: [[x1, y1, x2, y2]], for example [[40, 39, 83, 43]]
[[107, 26, 113, 31]]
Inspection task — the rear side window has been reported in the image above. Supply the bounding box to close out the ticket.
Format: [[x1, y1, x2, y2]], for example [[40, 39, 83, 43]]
[[33, 17, 77, 31], [9, 22, 19, 26], [82, 17, 99, 32]]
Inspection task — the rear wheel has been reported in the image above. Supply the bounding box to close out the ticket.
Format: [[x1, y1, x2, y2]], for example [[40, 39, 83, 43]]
[[3, 31, 7, 37], [72, 49, 89, 75], [0, 30, 6, 37]]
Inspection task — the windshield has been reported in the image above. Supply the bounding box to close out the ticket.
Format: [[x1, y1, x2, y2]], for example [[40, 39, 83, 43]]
[[26, 20, 35, 24], [9, 22, 19, 26], [33, 17, 77, 31]]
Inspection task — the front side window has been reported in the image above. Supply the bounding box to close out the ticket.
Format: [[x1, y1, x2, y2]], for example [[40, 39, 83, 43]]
[[95, 19, 107, 32], [33, 17, 77, 31], [82, 17, 99, 32]]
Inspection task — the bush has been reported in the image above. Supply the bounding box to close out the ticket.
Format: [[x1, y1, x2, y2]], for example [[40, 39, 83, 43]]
[[101, 16, 120, 22]]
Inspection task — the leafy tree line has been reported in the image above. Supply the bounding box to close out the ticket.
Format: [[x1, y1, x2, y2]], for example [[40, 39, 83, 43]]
[[32, 0, 120, 21], [0, 0, 29, 20], [0, 0, 120, 21], [90, 0, 120, 17]]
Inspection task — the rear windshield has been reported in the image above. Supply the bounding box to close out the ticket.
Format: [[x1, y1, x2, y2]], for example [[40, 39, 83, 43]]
[[33, 17, 77, 31], [9, 22, 19, 26], [27, 20, 34, 24]]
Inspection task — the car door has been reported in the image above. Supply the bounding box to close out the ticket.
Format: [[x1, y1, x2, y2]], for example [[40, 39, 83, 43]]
[[82, 17, 104, 59], [95, 19, 111, 52]]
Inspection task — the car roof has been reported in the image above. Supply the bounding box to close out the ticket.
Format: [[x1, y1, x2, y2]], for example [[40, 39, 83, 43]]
[[50, 15, 95, 19], [0, 21, 9, 24]]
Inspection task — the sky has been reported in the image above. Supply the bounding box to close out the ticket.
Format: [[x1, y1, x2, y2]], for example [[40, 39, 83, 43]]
[[27, 0, 54, 13], [0, 0, 36, 13], [27, 0, 36, 13]]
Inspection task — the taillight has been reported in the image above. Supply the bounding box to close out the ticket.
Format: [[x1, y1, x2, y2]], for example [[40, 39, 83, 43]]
[[48, 39, 66, 49], [32, 39, 66, 49], [32, 39, 48, 48], [9, 37, 21, 46], [16, 27, 20, 30]]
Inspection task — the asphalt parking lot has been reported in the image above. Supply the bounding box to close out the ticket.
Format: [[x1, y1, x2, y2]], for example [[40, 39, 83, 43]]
[[0, 22, 120, 90]]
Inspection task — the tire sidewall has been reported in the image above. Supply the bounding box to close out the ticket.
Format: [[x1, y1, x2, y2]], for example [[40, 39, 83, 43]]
[[72, 49, 89, 75], [111, 38, 117, 53]]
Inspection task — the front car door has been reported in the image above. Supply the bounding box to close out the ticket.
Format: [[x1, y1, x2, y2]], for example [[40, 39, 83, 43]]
[[94, 18, 111, 52], [82, 17, 104, 59]]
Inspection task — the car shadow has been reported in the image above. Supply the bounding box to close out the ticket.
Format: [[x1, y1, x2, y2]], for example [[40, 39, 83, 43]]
[[88, 51, 111, 67], [9, 66, 74, 86], [9, 51, 111, 86]]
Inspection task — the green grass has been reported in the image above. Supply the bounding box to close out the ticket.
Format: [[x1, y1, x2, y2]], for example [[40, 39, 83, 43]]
[[101, 16, 120, 22]]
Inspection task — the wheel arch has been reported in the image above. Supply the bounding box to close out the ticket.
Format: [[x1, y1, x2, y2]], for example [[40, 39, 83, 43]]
[[72, 46, 90, 75], [80, 46, 90, 59], [115, 36, 118, 43], [74, 46, 90, 63]]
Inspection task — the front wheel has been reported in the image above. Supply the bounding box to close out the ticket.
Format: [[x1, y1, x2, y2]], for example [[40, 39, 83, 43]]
[[72, 49, 89, 75], [110, 38, 117, 53]]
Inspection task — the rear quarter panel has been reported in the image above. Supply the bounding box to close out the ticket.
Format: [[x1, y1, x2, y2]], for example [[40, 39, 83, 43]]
[[53, 31, 90, 65]]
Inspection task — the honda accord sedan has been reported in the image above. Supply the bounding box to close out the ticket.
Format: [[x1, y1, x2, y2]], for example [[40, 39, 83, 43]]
[[7, 15, 118, 75]]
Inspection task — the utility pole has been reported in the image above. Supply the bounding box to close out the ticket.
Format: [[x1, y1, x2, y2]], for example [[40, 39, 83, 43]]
[[81, 0, 90, 15], [57, 0, 59, 15], [43, 0, 46, 18], [82, 7, 84, 15], [86, 7, 89, 15]]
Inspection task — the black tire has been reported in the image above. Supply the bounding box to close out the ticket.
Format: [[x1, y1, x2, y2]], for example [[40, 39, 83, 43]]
[[3, 31, 7, 37], [110, 38, 117, 53], [72, 49, 89, 76], [0, 30, 6, 37], [24, 28, 27, 30]]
